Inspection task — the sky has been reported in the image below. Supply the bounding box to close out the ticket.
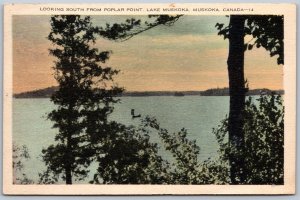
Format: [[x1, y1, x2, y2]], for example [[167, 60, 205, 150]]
[[13, 15, 283, 93]]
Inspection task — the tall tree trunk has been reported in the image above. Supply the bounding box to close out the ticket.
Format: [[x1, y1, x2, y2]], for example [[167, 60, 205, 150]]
[[65, 50, 75, 185], [65, 132, 72, 185], [227, 15, 246, 184], [65, 167, 72, 184], [65, 103, 74, 185]]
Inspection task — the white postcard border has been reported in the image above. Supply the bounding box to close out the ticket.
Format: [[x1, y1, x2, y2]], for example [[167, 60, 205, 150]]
[[3, 3, 296, 195]]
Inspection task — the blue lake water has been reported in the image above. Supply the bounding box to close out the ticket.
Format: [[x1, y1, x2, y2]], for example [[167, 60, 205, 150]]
[[13, 96, 230, 183]]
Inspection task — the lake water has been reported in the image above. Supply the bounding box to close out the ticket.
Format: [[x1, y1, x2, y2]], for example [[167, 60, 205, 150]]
[[13, 96, 230, 183]]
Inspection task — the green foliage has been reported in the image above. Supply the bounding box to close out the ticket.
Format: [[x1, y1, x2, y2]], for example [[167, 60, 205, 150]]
[[40, 15, 123, 184], [89, 117, 203, 184], [91, 122, 171, 184], [141, 116, 231, 184], [13, 144, 34, 184], [216, 15, 284, 64], [212, 94, 284, 184], [245, 16, 284, 64], [90, 116, 213, 184], [143, 117, 201, 184]]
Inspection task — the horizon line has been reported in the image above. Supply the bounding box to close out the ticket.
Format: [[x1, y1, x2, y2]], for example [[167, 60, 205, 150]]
[[14, 86, 284, 95]]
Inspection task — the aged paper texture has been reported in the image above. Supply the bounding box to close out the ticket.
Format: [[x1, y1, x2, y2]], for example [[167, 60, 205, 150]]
[[3, 3, 296, 195]]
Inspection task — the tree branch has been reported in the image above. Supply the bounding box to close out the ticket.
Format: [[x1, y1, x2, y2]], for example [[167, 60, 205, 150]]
[[97, 15, 183, 42]]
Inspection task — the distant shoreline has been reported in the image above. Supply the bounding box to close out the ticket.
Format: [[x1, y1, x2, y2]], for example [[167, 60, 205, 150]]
[[13, 86, 284, 98]]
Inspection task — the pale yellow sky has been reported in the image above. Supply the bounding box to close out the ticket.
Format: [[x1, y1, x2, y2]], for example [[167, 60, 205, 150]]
[[13, 15, 283, 93]]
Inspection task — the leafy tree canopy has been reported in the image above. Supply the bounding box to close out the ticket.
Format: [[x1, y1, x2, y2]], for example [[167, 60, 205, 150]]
[[216, 15, 284, 65]]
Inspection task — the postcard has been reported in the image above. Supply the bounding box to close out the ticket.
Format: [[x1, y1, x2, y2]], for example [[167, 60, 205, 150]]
[[3, 3, 296, 195]]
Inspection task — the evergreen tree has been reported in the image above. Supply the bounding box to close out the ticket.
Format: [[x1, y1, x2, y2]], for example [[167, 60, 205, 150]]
[[40, 15, 122, 184]]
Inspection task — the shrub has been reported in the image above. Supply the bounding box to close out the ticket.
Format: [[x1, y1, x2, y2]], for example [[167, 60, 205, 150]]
[[211, 94, 284, 184]]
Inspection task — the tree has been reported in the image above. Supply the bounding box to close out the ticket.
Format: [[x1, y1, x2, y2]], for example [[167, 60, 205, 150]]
[[40, 15, 204, 185], [98, 14, 284, 184], [89, 121, 171, 184], [212, 94, 284, 184], [89, 116, 203, 184], [40, 15, 123, 184], [143, 117, 202, 184], [226, 16, 247, 184], [216, 15, 283, 183]]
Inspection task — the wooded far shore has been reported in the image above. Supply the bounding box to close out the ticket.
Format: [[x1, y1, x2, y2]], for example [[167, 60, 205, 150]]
[[14, 86, 284, 98]]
